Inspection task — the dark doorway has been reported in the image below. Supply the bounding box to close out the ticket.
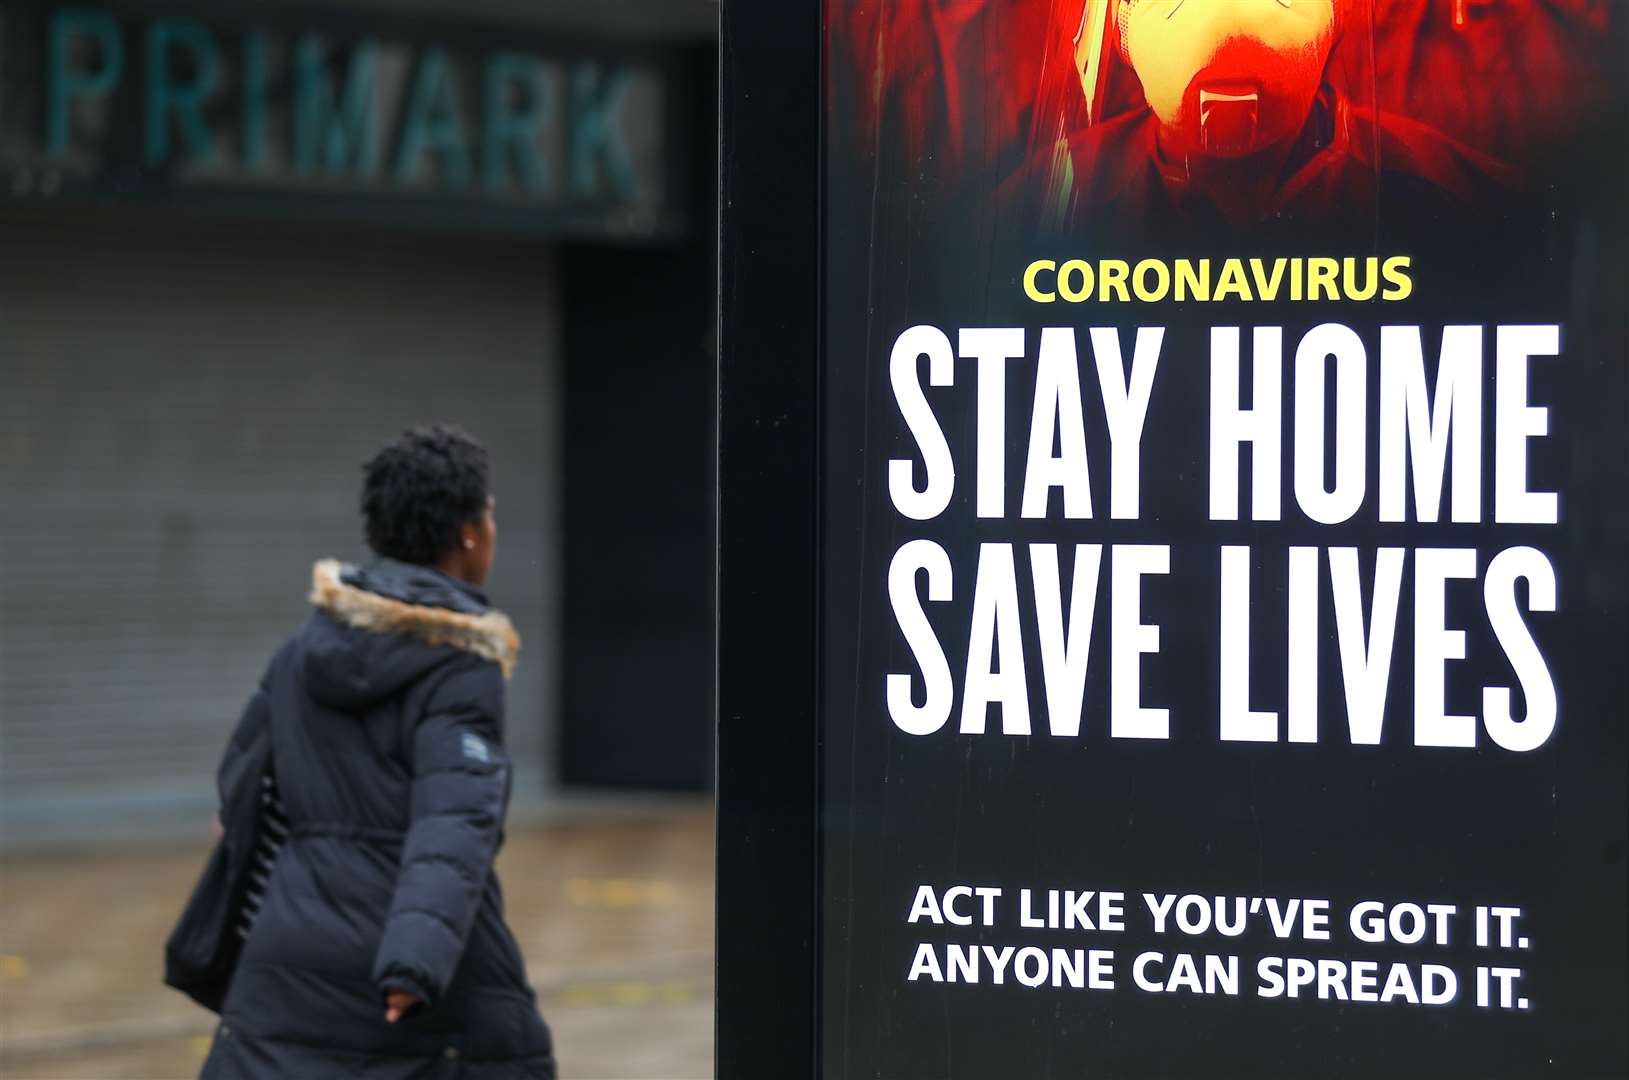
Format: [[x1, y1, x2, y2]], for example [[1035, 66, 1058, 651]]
[[558, 43, 717, 791]]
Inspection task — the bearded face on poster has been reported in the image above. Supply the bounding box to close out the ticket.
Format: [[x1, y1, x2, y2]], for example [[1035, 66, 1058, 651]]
[[1045, 0, 1527, 234], [828, 0, 1613, 236], [1117, 0, 1338, 159]]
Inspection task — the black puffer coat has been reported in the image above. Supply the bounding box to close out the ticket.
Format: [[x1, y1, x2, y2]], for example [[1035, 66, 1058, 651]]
[[200, 558, 556, 1079]]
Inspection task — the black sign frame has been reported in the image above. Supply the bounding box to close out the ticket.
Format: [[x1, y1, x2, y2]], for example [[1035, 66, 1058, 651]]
[[715, 1, 822, 1078], [716, 3, 1627, 1078]]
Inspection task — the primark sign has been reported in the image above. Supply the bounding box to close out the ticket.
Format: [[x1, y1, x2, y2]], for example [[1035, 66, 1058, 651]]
[[0, 1, 682, 236]]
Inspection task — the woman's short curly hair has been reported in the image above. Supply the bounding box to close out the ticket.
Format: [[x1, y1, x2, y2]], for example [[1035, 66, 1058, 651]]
[[360, 424, 491, 566]]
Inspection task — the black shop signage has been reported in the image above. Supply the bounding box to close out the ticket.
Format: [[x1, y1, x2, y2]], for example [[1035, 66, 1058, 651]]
[[0, 0, 683, 236]]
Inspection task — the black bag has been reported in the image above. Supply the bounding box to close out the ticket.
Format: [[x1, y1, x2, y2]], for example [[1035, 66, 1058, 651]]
[[162, 720, 272, 1013]]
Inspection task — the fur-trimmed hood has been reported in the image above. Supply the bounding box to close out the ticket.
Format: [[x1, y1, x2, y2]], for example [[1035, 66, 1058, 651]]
[[309, 559, 520, 679]]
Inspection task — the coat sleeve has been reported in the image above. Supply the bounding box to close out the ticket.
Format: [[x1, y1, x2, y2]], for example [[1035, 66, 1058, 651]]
[[372, 658, 509, 1007], [216, 668, 273, 809]]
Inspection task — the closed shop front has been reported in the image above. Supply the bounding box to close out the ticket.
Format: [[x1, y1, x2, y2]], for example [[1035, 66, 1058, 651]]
[[0, 0, 717, 842], [0, 216, 561, 831]]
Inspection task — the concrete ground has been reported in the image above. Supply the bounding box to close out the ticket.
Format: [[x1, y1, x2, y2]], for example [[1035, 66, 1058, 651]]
[[0, 801, 714, 1080]]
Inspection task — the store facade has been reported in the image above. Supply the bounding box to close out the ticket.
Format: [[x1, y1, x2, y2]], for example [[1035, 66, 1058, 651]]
[[0, 0, 717, 842]]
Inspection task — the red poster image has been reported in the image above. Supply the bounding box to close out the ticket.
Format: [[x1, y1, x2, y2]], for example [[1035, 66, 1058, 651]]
[[829, 0, 1613, 239]]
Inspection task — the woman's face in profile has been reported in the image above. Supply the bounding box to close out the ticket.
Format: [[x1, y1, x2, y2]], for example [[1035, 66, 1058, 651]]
[[467, 495, 498, 586]]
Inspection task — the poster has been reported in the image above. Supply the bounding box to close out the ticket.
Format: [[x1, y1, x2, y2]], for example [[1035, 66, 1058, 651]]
[[819, 1, 1627, 1075]]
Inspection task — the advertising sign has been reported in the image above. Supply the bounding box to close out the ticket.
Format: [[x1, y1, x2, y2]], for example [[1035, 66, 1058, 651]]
[[807, 1, 1627, 1076], [719, 2, 1625, 1077]]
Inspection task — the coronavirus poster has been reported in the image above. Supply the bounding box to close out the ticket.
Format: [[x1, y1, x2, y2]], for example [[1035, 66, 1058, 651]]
[[818, 2, 1627, 1075]]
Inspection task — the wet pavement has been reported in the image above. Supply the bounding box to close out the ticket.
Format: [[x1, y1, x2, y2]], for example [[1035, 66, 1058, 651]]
[[0, 801, 714, 1079]]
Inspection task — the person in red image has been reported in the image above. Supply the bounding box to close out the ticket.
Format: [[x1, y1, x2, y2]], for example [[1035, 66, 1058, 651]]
[[1041, 0, 1520, 238]]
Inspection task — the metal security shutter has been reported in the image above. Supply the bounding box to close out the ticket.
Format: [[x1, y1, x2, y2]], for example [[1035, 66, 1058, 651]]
[[0, 213, 559, 840]]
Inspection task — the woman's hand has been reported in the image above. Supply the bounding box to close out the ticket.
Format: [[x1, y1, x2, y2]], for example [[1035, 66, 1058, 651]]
[[384, 989, 422, 1023]]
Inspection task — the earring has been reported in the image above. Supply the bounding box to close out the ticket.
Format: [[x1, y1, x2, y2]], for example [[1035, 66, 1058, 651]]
[[463, 539, 475, 550]]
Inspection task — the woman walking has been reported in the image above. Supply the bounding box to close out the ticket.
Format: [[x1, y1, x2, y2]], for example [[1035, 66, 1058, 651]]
[[199, 424, 556, 1078]]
